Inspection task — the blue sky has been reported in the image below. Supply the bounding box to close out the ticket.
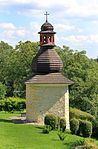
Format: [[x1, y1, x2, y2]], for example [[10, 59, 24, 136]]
[[0, 0, 98, 58]]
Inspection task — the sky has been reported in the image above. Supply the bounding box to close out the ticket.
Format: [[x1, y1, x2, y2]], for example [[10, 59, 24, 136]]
[[0, 0, 98, 58]]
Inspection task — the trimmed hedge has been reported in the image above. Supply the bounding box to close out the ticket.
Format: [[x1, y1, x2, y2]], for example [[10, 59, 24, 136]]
[[0, 97, 26, 112], [70, 107, 95, 123], [79, 120, 92, 137], [60, 117, 66, 132], [44, 113, 58, 130], [70, 118, 79, 134], [83, 139, 98, 149]]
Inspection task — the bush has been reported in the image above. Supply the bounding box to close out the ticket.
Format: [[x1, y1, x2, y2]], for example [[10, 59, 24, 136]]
[[42, 125, 51, 134], [83, 139, 98, 149], [57, 131, 66, 141], [0, 97, 26, 112], [92, 120, 98, 137], [44, 113, 57, 130], [79, 120, 92, 137], [56, 116, 60, 129], [0, 83, 6, 100], [65, 129, 71, 134], [70, 118, 79, 134], [70, 108, 95, 123], [60, 117, 66, 132]]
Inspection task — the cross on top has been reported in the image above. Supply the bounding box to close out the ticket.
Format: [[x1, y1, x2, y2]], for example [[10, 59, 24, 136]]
[[44, 11, 49, 22]]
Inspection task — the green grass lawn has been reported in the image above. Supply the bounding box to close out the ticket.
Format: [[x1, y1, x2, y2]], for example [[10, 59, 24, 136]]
[[0, 112, 97, 149]]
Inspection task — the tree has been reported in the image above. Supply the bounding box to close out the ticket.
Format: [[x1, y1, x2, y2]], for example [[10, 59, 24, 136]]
[[6, 41, 39, 97], [0, 41, 39, 97], [56, 46, 98, 117], [1, 41, 98, 118], [0, 41, 13, 83], [0, 82, 6, 100]]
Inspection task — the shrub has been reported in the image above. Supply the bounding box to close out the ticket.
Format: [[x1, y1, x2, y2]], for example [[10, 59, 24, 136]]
[[92, 120, 98, 137], [70, 118, 79, 134], [42, 125, 51, 134], [79, 120, 92, 137], [57, 131, 66, 141], [70, 108, 95, 123], [83, 139, 98, 149], [60, 117, 66, 132], [44, 113, 57, 130], [65, 129, 71, 134], [0, 97, 26, 112], [56, 116, 60, 129]]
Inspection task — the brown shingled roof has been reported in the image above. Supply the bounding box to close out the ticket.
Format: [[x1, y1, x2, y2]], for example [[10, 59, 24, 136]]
[[32, 47, 63, 73], [26, 73, 73, 84], [26, 17, 73, 85]]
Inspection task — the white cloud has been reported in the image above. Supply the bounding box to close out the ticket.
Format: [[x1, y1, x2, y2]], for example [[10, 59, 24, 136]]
[[66, 2, 98, 17], [0, 23, 16, 30], [0, 21, 40, 45], [21, 9, 43, 18], [30, 22, 40, 31], [89, 35, 98, 43], [62, 34, 98, 45], [15, 28, 29, 37], [0, 22, 29, 40], [62, 35, 88, 45], [55, 23, 75, 32], [0, 0, 71, 7], [1, 0, 98, 19]]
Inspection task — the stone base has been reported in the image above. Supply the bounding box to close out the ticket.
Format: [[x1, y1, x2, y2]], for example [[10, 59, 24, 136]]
[[26, 84, 70, 129]]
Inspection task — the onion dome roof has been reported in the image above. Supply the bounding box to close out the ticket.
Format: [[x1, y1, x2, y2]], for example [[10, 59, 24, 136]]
[[32, 47, 63, 73], [41, 21, 54, 31]]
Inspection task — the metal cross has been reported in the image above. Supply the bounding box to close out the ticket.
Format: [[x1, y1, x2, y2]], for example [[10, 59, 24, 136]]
[[44, 11, 49, 22]]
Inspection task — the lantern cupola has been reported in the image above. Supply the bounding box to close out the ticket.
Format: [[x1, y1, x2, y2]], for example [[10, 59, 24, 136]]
[[38, 12, 56, 47]]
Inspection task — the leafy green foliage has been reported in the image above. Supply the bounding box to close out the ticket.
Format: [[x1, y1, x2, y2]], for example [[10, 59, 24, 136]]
[[56, 46, 98, 117], [60, 117, 66, 132], [0, 97, 26, 112], [44, 113, 58, 130], [0, 41, 39, 97], [79, 120, 92, 137], [92, 119, 98, 138], [65, 129, 71, 134], [70, 107, 95, 123], [70, 118, 79, 134], [0, 82, 6, 100], [92, 120, 98, 137], [1, 41, 98, 119], [57, 131, 66, 141], [83, 139, 98, 149], [42, 125, 51, 134]]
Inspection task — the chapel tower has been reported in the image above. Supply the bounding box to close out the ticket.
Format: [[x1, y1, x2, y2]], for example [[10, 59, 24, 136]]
[[26, 12, 73, 129]]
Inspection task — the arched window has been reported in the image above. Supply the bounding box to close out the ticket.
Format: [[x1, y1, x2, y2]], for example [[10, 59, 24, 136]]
[[43, 36, 47, 43], [48, 36, 51, 42]]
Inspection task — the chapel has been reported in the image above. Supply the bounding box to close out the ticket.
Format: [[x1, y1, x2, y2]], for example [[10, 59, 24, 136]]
[[26, 12, 73, 129]]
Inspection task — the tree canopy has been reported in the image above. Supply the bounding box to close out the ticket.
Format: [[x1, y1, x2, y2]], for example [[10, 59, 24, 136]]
[[0, 41, 98, 118], [0, 41, 39, 97], [56, 46, 98, 117]]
